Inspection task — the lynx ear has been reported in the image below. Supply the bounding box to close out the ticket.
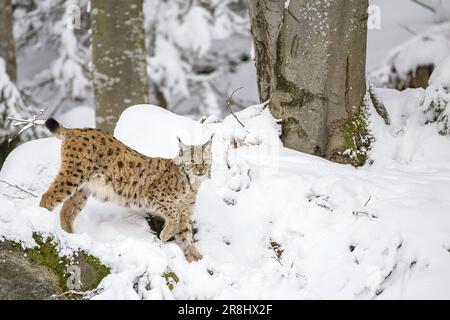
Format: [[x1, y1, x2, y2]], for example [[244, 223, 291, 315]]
[[203, 134, 214, 151], [177, 136, 187, 148], [177, 137, 187, 158]]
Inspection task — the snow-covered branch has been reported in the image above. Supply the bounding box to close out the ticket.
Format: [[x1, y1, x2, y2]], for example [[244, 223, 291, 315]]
[[7, 109, 47, 144]]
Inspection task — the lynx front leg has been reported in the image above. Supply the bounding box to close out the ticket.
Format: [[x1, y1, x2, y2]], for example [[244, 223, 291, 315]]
[[175, 213, 202, 262], [40, 170, 84, 211], [60, 188, 89, 233], [159, 209, 180, 242]]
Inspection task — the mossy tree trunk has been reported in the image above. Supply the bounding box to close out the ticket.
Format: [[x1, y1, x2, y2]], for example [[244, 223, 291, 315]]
[[247, 0, 369, 164], [91, 0, 149, 133]]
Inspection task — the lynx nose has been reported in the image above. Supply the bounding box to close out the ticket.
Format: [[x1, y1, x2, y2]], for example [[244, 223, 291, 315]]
[[194, 168, 205, 176]]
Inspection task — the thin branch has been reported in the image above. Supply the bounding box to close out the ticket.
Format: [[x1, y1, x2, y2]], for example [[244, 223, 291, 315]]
[[225, 87, 245, 128], [7, 109, 47, 144], [0, 180, 38, 198], [398, 24, 418, 36], [363, 195, 372, 207], [210, 83, 255, 110], [409, 0, 436, 13], [1, 193, 25, 200], [272, 256, 283, 266]]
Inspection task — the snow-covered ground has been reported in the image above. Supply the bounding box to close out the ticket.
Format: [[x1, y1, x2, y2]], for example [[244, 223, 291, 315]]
[[1, 91, 449, 299]]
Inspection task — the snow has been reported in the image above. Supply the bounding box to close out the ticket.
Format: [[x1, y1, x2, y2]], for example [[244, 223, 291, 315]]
[[0, 58, 46, 144], [143, 0, 252, 116], [422, 55, 450, 135], [114, 105, 209, 158], [385, 22, 450, 79], [58, 106, 95, 128], [1, 98, 450, 299], [369, 20, 450, 88], [366, 0, 438, 72], [370, 88, 450, 166], [3, 0, 450, 299], [172, 7, 212, 57]]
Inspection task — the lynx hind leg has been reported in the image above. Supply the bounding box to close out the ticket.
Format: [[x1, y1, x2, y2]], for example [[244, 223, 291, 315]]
[[159, 209, 181, 242], [40, 173, 79, 211], [175, 213, 202, 262], [60, 189, 89, 233]]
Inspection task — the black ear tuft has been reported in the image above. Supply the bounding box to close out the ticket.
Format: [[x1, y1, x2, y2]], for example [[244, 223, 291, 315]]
[[45, 117, 59, 133]]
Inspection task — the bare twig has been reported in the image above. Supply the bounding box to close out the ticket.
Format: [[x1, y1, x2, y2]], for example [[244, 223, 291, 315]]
[[51, 288, 104, 300], [398, 24, 418, 36], [0, 193, 25, 200], [272, 256, 283, 266], [7, 109, 47, 144], [0, 179, 38, 198], [409, 0, 436, 13], [210, 82, 254, 109], [363, 195, 372, 207], [225, 87, 245, 128]]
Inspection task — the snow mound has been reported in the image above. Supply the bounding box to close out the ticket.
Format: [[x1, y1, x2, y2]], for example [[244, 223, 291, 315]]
[[0, 138, 61, 196], [370, 22, 450, 88], [114, 105, 211, 158], [369, 88, 450, 168], [0, 102, 449, 299]]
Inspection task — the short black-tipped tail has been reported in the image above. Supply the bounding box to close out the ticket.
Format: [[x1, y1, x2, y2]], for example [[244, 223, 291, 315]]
[[45, 117, 66, 139], [45, 117, 59, 133]]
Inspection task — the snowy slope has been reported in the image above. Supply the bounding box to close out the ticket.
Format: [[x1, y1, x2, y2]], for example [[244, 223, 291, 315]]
[[1, 101, 450, 299]]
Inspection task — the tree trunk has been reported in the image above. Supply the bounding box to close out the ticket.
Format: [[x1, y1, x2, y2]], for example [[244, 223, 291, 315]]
[[0, 0, 17, 82], [91, 0, 149, 133], [247, 0, 368, 164], [0, 0, 17, 167]]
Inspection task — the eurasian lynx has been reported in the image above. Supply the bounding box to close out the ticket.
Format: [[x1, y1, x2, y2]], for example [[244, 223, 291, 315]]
[[40, 118, 212, 262]]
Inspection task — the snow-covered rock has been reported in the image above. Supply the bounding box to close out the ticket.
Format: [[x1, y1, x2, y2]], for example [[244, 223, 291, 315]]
[[369, 22, 450, 89]]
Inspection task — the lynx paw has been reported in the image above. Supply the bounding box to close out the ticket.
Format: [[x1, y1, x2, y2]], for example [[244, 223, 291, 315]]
[[185, 247, 203, 262], [39, 193, 55, 211]]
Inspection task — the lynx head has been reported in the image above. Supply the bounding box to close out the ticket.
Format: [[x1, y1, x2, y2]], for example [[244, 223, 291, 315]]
[[175, 135, 213, 181]]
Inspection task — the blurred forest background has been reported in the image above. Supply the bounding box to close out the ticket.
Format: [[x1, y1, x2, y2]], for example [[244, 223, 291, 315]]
[[0, 0, 449, 166]]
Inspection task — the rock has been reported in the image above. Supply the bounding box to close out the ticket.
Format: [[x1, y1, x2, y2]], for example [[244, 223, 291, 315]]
[[0, 241, 61, 299], [0, 235, 110, 300]]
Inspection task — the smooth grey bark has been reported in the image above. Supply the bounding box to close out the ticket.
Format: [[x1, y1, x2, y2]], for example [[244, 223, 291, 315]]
[[248, 0, 368, 162], [0, 0, 17, 81], [91, 0, 149, 132]]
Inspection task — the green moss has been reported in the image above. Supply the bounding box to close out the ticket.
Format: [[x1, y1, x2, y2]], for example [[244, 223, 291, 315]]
[[25, 233, 110, 292], [79, 252, 110, 289], [26, 234, 70, 291], [343, 92, 374, 167], [163, 271, 179, 291]]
